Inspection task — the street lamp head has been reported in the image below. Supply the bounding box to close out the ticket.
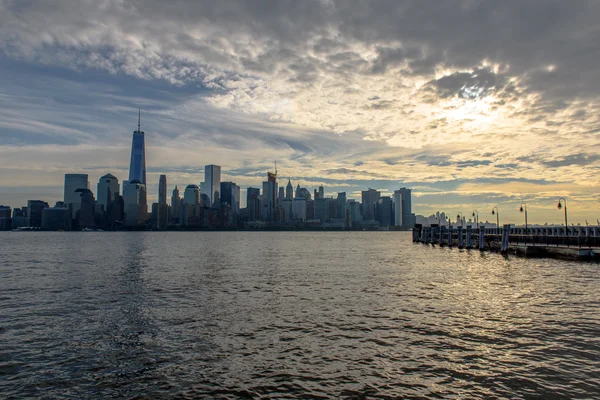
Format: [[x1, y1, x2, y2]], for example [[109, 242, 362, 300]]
[[491, 209, 495, 215], [472, 212, 475, 217], [519, 206, 524, 213], [557, 201, 562, 209]]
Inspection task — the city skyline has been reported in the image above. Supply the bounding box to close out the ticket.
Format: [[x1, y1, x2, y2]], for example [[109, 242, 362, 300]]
[[1, 1, 600, 224]]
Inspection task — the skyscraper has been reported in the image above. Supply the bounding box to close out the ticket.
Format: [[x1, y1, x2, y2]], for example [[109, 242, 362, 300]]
[[286, 179, 293, 200], [318, 185, 325, 199], [27, 200, 48, 227], [171, 186, 180, 224], [183, 185, 200, 205], [203, 165, 221, 207], [158, 174, 167, 205], [393, 190, 403, 227], [97, 173, 119, 213], [75, 189, 95, 228], [123, 180, 147, 227], [128, 110, 146, 185], [399, 187, 414, 228], [361, 188, 380, 221], [64, 173, 89, 219], [266, 171, 277, 221], [247, 187, 260, 221], [220, 182, 240, 214], [337, 192, 347, 219], [376, 197, 392, 227]]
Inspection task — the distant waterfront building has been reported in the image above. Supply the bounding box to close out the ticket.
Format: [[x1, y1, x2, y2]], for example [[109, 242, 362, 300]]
[[128, 110, 146, 185], [398, 187, 415, 228], [292, 197, 307, 221], [337, 192, 347, 219], [97, 173, 119, 213], [203, 165, 221, 207], [286, 179, 293, 200], [376, 197, 393, 227], [183, 184, 200, 206], [158, 175, 167, 205], [75, 189, 95, 228], [278, 187, 285, 205], [327, 198, 338, 221], [348, 200, 362, 226], [297, 187, 311, 200], [247, 187, 260, 221], [0, 205, 11, 230], [64, 173, 89, 219], [361, 188, 381, 221], [123, 180, 147, 227], [170, 186, 180, 224], [281, 199, 292, 223], [220, 182, 240, 214], [262, 172, 278, 222], [314, 198, 328, 222], [27, 200, 49, 228], [42, 207, 71, 231], [318, 185, 325, 199], [393, 190, 403, 226]]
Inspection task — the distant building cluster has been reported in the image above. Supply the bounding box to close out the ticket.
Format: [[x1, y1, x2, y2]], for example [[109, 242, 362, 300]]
[[0, 112, 415, 231]]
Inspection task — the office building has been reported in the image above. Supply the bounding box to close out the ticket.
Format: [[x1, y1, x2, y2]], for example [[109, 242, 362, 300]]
[[158, 174, 167, 205], [27, 200, 49, 228], [123, 180, 147, 227], [348, 200, 361, 226], [297, 187, 311, 200], [64, 173, 89, 218], [292, 197, 307, 221], [247, 187, 260, 221], [75, 189, 95, 228], [281, 199, 292, 223], [183, 184, 200, 206], [0, 205, 11, 230], [97, 173, 119, 213], [220, 182, 240, 214], [42, 207, 71, 231], [286, 179, 293, 200], [262, 172, 278, 222], [337, 192, 347, 219], [376, 197, 392, 227], [314, 198, 328, 222], [278, 187, 285, 205], [361, 188, 380, 221], [202, 165, 221, 207], [318, 185, 325, 199], [398, 187, 414, 228], [128, 110, 146, 185], [171, 186, 180, 224], [393, 190, 403, 226]]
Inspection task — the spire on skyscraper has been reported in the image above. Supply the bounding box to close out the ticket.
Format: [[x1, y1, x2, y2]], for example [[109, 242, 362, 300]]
[[137, 108, 141, 133]]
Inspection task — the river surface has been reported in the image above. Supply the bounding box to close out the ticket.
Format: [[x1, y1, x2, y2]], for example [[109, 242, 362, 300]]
[[1, 232, 599, 399]]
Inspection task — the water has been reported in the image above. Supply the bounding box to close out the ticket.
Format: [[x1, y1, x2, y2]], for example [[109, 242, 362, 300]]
[[1, 232, 599, 399]]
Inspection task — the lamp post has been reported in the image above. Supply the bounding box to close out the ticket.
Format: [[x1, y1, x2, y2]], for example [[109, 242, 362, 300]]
[[491, 206, 499, 233], [472, 209, 479, 226], [557, 198, 568, 237], [519, 203, 528, 238]]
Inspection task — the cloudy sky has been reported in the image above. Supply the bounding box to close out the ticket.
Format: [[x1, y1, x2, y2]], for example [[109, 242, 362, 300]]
[[1, 0, 599, 224]]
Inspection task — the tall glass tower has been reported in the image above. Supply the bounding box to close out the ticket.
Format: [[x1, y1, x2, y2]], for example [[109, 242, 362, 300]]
[[128, 110, 146, 185], [203, 165, 221, 207]]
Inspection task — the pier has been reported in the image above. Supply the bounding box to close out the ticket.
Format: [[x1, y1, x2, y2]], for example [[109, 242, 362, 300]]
[[412, 224, 600, 261]]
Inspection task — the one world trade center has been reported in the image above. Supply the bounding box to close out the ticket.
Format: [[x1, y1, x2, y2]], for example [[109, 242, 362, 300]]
[[128, 109, 146, 185]]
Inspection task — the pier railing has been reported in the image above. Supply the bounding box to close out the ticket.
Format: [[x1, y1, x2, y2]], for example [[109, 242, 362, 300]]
[[413, 224, 600, 250]]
